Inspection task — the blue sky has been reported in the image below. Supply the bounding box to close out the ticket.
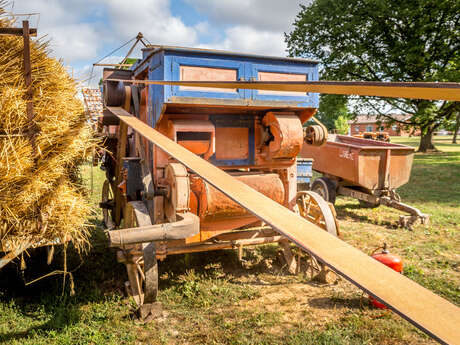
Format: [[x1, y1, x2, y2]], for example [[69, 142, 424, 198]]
[[7, 0, 307, 86]]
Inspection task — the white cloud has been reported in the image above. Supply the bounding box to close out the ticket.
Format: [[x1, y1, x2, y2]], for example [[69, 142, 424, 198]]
[[8, 0, 200, 64], [186, 0, 309, 56], [205, 25, 287, 56], [8, 0, 102, 63], [102, 0, 198, 46], [187, 0, 305, 32], [6, 0, 308, 74]]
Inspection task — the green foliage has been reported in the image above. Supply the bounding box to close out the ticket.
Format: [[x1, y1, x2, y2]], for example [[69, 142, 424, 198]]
[[316, 94, 350, 131], [334, 115, 350, 134], [286, 0, 460, 151]]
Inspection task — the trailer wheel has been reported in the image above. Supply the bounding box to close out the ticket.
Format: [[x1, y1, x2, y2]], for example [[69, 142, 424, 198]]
[[290, 191, 339, 283], [101, 179, 115, 229], [295, 191, 338, 236], [311, 177, 337, 204]]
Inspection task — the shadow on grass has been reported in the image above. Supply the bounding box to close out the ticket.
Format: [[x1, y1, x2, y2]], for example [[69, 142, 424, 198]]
[[335, 203, 398, 230], [0, 217, 127, 343], [308, 296, 364, 310], [157, 244, 294, 290]]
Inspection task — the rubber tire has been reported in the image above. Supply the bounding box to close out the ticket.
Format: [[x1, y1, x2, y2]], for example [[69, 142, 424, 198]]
[[311, 177, 337, 204]]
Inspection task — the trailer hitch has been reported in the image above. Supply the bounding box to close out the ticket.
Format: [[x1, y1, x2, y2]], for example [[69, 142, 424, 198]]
[[379, 197, 429, 230]]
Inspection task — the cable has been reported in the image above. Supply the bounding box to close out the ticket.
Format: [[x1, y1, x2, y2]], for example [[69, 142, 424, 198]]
[[93, 36, 136, 65], [86, 36, 137, 86]]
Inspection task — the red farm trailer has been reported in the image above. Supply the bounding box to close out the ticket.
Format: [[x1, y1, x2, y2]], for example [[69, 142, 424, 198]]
[[300, 134, 429, 228]]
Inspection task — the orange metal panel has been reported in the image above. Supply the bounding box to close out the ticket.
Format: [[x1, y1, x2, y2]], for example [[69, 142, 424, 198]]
[[191, 173, 285, 223], [258, 71, 306, 96], [215, 127, 249, 160], [179, 65, 237, 93], [108, 106, 460, 345]]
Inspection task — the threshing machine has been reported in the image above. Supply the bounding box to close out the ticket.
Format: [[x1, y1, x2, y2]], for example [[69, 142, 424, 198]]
[[97, 45, 460, 344], [99, 46, 337, 310]]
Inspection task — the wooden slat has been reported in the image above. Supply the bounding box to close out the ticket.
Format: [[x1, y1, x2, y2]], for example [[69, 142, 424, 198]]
[[108, 106, 460, 345], [0, 27, 37, 36], [93, 63, 133, 67], [107, 79, 460, 101]]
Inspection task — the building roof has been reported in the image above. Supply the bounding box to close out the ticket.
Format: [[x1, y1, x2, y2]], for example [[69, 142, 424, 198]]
[[348, 114, 410, 124]]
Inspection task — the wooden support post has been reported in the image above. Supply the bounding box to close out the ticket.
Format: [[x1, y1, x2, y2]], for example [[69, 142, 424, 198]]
[[21, 20, 36, 156]]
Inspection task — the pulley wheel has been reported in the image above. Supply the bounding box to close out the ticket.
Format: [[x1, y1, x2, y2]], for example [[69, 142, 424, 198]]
[[304, 124, 327, 146]]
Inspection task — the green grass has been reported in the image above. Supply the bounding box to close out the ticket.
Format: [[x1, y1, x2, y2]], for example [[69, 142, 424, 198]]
[[0, 136, 458, 344]]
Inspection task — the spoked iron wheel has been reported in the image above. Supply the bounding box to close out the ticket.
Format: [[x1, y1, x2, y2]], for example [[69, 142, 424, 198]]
[[294, 191, 338, 236], [283, 191, 339, 282], [101, 179, 115, 229], [122, 202, 159, 319], [125, 246, 158, 308]]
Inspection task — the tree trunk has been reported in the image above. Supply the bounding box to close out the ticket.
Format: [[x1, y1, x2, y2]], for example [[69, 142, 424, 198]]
[[418, 127, 437, 152], [452, 114, 460, 144]]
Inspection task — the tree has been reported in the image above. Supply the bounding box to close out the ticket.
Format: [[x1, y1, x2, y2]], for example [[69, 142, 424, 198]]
[[286, 0, 460, 152], [334, 115, 350, 134], [447, 112, 460, 144], [315, 94, 350, 131]]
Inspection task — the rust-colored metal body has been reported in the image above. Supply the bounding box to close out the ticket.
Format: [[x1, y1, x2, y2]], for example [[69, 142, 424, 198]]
[[300, 135, 428, 227], [99, 47, 334, 315], [302, 135, 414, 191]]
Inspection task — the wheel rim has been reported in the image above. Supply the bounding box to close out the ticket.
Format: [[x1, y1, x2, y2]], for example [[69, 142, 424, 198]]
[[312, 183, 328, 201], [294, 191, 338, 236], [102, 179, 114, 229]]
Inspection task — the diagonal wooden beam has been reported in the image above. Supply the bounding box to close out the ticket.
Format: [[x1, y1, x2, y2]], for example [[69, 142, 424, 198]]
[[107, 105, 460, 345], [106, 79, 460, 101]]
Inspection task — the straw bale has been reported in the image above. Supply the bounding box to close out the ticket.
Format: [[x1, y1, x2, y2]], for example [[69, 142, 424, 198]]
[[0, 5, 95, 253]]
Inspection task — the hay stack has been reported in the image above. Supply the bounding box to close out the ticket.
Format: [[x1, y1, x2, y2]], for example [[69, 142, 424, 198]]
[[0, 6, 95, 253]]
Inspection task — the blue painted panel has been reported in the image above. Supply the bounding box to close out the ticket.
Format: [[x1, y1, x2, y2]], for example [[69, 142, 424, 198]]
[[169, 55, 246, 100], [250, 63, 318, 107], [135, 48, 320, 128], [297, 158, 313, 184], [148, 52, 165, 127]]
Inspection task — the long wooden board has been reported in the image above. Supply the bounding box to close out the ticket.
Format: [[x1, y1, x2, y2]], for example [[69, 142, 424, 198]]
[[108, 106, 460, 345], [106, 79, 460, 101]]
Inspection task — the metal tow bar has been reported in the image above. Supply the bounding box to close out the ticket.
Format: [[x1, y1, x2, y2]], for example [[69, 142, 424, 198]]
[[108, 106, 460, 345]]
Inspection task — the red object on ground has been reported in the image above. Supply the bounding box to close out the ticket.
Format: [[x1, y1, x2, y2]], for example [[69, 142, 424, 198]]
[[369, 244, 403, 309]]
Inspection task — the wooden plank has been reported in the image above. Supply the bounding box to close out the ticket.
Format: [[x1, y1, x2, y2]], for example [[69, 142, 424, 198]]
[[22, 21, 36, 155], [0, 27, 37, 36], [108, 106, 460, 345], [107, 79, 460, 102], [93, 63, 132, 67]]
